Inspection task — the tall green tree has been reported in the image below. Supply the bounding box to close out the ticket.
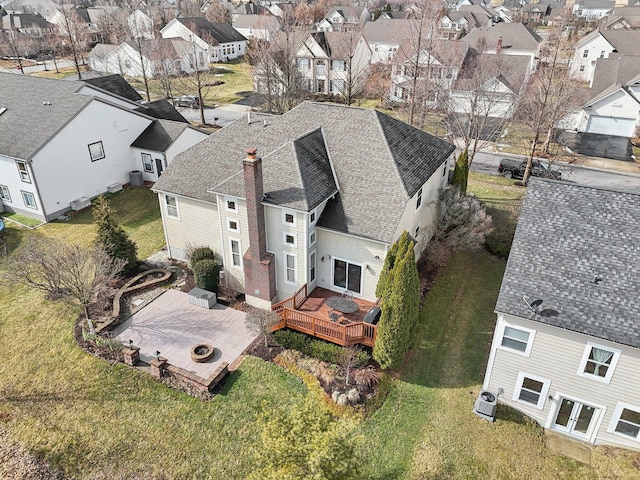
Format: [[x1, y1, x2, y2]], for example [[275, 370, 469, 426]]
[[451, 149, 469, 195], [250, 397, 362, 480], [93, 196, 137, 272], [375, 230, 412, 298], [373, 232, 420, 369]]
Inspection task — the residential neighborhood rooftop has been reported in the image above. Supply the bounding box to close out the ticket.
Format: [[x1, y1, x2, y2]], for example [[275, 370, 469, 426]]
[[463, 22, 543, 51], [84, 74, 143, 102], [496, 179, 640, 349], [153, 101, 454, 244]]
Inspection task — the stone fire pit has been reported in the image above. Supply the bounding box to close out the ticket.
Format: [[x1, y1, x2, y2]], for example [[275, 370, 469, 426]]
[[190, 343, 215, 363]]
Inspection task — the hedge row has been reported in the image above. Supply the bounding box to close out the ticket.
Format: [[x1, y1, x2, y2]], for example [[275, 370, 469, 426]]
[[273, 330, 370, 366]]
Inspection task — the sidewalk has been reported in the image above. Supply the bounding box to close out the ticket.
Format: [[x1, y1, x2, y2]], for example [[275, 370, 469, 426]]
[[569, 155, 640, 176]]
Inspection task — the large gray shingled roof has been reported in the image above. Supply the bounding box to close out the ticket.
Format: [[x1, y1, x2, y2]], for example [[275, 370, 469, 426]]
[[496, 179, 640, 348], [153, 102, 454, 244]]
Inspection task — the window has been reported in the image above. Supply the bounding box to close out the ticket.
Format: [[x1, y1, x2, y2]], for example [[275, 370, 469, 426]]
[[285, 253, 296, 283], [416, 187, 423, 209], [310, 231, 316, 245], [283, 232, 296, 247], [310, 210, 316, 224], [582, 49, 588, 58], [283, 210, 296, 226], [21, 191, 37, 209], [228, 218, 239, 232], [414, 225, 420, 238], [124, 59, 131, 68], [333, 258, 362, 294], [225, 197, 238, 213], [331, 59, 345, 71], [579, 65, 585, 72], [165, 195, 178, 218], [0, 185, 11, 202], [230, 239, 242, 267], [16, 161, 30, 183], [609, 403, 640, 440], [310, 251, 316, 282], [499, 324, 535, 356], [142, 153, 153, 173], [599, 50, 605, 58], [88, 141, 105, 162], [578, 342, 620, 383], [513, 372, 550, 409], [374, 43, 379, 52], [297, 58, 310, 70], [330, 80, 345, 93]]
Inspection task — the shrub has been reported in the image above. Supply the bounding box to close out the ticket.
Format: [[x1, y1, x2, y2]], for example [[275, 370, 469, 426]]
[[274, 330, 371, 366], [193, 259, 220, 292], [189, 246, 216, 269], [93, 195, 137, 272]]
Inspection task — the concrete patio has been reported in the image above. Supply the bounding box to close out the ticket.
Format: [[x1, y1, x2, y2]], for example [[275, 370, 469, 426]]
[[114, 289, 253, 378]]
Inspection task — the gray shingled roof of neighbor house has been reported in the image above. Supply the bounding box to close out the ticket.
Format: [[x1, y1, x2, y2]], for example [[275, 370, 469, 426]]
[[153, 101, 455, 244], [130, 119, 193, 151], [464, 22, 542, 51], [496, 179, 640, 348], [0, 72, 92, 160]]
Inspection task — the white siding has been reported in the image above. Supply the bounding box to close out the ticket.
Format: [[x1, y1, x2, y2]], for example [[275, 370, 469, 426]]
[[570, 34, 613, 83], [314, 228, 387, 302], [484, 313, 640, 449], [165, 128, 208, 164], [161, 194, 222, 264], [393, 162, 449, 254], [216, 194, 251, 293], [0, 154, 45, 220], [32, 100, 152, 220]]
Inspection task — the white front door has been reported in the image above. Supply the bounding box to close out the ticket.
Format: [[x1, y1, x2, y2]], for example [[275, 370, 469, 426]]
[[553, 398, 598, 440]]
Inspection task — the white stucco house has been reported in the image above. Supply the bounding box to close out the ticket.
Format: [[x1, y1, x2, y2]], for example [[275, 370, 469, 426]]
[[483, 179, 640, 450], [569, 29, 640, 83], [0, 73, 207, 222], [152, 102, 455, 309], [160, 17, 247, 62]]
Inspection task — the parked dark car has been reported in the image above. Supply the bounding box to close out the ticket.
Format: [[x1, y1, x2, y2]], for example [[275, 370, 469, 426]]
[[498, 158, 562, 180], [174, 95, 200, 108]]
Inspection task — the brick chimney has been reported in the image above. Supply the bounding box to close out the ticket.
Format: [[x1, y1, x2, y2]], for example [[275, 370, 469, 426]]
[[242, 148, 276, 305], [496, 36, 503, 54]]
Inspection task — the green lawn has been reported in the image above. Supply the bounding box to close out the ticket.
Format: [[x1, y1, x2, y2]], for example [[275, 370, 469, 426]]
[[1, 176, 639, 479]]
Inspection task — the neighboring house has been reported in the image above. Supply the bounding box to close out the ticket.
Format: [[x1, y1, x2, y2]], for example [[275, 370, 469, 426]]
[[294, 31, 372, 95], [389, 40, 468, 105], [449, 50, 531, 118], [462, 22, 542, 72], [316, 5, 370, 32], [160, 17, 247, 62], [131, 120, 209, 182], [599, 5, 640, 29], [128, 9, 154, 39], [0, 73, 207, 222], [449, 0, 491, 10], [88, 38, 207, 77], [575, 64, 640, 137], [361, 18, 412, 64], [483, 179, 640, 450], [439, 8, 494, 39], [47, 5, 122, 44], [493, 5, 515, 22], [1, 13, 53, 36], [569, 29, 640, 82], [152, 101, 455, 308], [572, 0, 615, 21], [232, 13, 280, 40]]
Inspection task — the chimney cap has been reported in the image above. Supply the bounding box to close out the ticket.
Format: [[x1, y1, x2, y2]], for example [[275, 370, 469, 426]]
[[246, 148, 258, 156]]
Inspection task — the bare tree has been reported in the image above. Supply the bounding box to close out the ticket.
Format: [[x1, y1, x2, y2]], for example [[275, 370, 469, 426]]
[[43, 32, 63, 73], [2, 236, 126, 334], [365, 63, 391, 106], [338, 345, 361, 386], [516, 26, 585, 184], [332, 30, 370, 105], [1, 29, 32, 74], [204, 0, 232, 24], [245, 308, 280, 347], [56, 4, 89, 79], [443, 48, 527, 164]]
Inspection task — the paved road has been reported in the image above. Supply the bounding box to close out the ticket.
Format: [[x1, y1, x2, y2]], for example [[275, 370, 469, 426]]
[[471, 151, 640, 194], [176, 103, 250, 127], [0, 59, 77, 75]]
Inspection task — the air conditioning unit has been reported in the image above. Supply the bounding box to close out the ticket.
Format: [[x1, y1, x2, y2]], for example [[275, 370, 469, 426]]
[[107, 182, 123, 193], [473, 390, 497, 421], [70, 197, 91, 211]]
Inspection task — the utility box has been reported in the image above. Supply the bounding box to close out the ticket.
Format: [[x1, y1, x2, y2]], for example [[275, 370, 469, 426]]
[[107, 182, 123, 193], [189, 287, 217, 309], [70, 197, 91, 211]]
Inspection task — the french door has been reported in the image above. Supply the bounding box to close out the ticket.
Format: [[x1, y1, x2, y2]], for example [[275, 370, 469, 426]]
[[332, 258, 362, 295], [553, 398, 598, 440]]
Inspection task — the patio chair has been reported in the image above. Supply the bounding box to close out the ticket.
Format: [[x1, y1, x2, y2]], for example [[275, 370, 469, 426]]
[[328, 309, 341, 322], [342, 290, 354, 300]]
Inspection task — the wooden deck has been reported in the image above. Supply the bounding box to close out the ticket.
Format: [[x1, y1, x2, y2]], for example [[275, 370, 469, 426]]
[[271, 285, 378, 347]]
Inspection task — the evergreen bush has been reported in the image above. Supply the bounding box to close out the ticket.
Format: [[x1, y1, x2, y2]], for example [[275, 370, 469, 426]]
[[190, 247, 216, 269], [93, 195, 137, 272], [193, 259, 220, 292]]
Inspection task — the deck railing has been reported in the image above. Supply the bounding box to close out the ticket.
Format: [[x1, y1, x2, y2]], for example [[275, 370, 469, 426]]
[[273, 307, 376, 347]]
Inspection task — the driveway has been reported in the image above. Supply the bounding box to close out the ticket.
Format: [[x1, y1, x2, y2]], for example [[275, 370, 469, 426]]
[[557, 131, 634, 161], [114, 289, 253, 378]]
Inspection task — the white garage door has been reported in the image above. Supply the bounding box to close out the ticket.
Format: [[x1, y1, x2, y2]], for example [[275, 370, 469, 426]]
[[585, 115, 635, 137]]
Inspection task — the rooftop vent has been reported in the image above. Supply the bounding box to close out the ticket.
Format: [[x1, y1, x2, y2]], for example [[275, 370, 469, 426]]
[[0, 107, 6, 116]]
